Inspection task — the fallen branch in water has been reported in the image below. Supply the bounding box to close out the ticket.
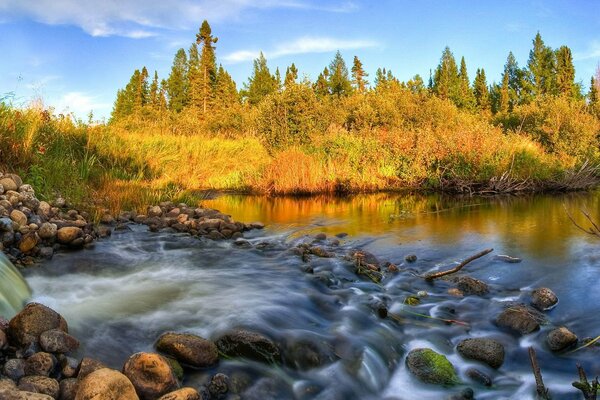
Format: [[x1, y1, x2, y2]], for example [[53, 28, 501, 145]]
[[566, 335, 600, 355], [564, 204, 600, 239], [529, 347, 550, 400], [424, 248, 493, 281], [572, 363, 598, 400], [388, 309, 470, 327]]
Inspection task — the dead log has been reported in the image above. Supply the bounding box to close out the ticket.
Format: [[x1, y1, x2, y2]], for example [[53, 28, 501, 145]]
[[572, 363, 598, 400], [529, 347, 550, 400], [424, 248, 493, 281]]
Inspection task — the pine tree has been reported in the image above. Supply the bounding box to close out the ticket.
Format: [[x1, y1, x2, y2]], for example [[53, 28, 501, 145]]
[[275, 67, 282, 91], [473, 68, 490, 111], [187, 43, 202, 111], [158, 79, 168, 111], [351, 56, 368, 93], [284, 63, 298, 87], [374, 68, 387, 89], [555, 45, 576, 97], [214, 65, 239, 110], [196, 20, 218, 114], [149, 70, 160, 109], [590, 76, 599, 109], [328, 51, 352, 97], [135, 67, 149, 113], [407, 74, 425, 94], [433, 47, 460, 102], [456, 57, 475, 109], [499, 72, 510, 113], [167, 48, 188, 113], [527, 32, 556, 97], [244, 52, 278, 105], [314, 67, 330, 97]]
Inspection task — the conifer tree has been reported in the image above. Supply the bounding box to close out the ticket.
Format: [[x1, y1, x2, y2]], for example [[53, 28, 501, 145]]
[[473, 68, 490, 111], [433, 47, 460, 102], [328, 51, 352, 96], [187, 43, 202, 111], [214, 65, 239, 109], [590, 76, 599, 109], [527, 32, 556, 97], [499, 72, 510, 113], [374, 68, 387, 89], [555, 45, 576, 97], [351, 56, 368, 92], [135, 67, 149, 113], [149, 70, 160, 109], [245, 52, 278, 105], [407, 74, 425, 94], [196, 20, 218, 113], [456, 57, 475, 109], [284, 63, 298, 87], [275, 67, 282, 91], [158, 79, 168, 112], [167, 48, 188, 113], [314, 68, 330, 97]]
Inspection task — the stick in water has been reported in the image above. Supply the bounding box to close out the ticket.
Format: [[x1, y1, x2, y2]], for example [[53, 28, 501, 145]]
[[528, 347, 550, 400], [424, 248, 493, 281]]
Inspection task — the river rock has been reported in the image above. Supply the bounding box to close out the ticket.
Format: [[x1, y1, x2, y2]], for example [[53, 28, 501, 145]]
[[0, 389, 55, 399], [19, 233, 39, 253], [0, 378, 17, 391], [0, 177, 18, 192], [448, 388, 475, 400], [456, 338, 505, 369], [466, 367, 492, 386], [0, 329, 7, 349], [122, 352, 178, 400], [0, 217, 13, 232], [453, 276, 489, 296], [59, 378, 79, 400], [208, 373, 229, 399], [76, 358, 107, 379], [9, 303, 68, 347], [155, 333, 218, 368], [38, 202, 51, 216], [531, 288, 558, 311], [40, 329, 79, 353], [59, 357, 79, 379], [495, 304, 544, 335], [75, 368, 139, 400], [405, 254, 417, 263], [10, 210, 28, 227], [216, 329, 281, 364], [38, 223, 57, 240], [18, 376, 60, 398], [56, 227, 83, 245], [157, 387, 201, 400], [547, 327, 578, 351], [4, 358, 26, 380], [147, 206, 162, 218], [24, 352, 56, 376], [405, 348, 459, 385]]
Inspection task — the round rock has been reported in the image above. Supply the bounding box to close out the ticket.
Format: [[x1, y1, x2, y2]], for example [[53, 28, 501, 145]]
[[453, 276, 489, 296], [155, 333, 218, 369], [405, 348, 459, 386], [75, 368, 139, 400], [122, 352, 178, 400], [10, 209, 28, 227], [56, 227, 83, 245], [38, 223, 57, 240], [216, 329, 281, 364], [40, 329, 79, 353], [0, 177, 18, 192], [24, 352, 56, 376], [157, 387, 201, 400], [495, 305, 544, 335], [456, 338, 505, 369], [547, 327, 578, 352], [531, 288, 558, 311], [9, 303, 68, 347], [18, 376, 60, 398]]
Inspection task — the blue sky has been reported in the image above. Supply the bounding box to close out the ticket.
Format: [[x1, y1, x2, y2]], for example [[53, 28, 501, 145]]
[[1, 0, 599, 120]]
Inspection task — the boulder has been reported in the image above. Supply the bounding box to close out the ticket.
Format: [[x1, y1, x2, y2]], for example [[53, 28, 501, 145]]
[[495, 305, 544, 335], [405, 348, 459, 385], [155, 333, 218, 369], [75, 368, 139, 400], [9, 303, 68, 347], [18, 376, 60, 398], [40, 330, 79, 354], [157, 388, 201, 400], [453, 276, 489, 296], [76, 358, 107, 380], [56, 227, 83, 245], [216, 329, 281, 364], [24, 352, 56, 376], [10, 210, 28, 227], [38, 224, 57, 241], [122, 352, 178, 400], [547, 327, 578, 352], [456, 338, 504, 369], [531, 288, 558, 311]]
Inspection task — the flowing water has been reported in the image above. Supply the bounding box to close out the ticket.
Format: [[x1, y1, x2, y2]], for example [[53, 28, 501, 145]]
[[18, 191, 600, 399], [0, 251, 31, 319]]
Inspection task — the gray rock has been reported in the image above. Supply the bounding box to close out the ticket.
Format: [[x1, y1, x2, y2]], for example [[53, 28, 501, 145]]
[[453, 276, 489, 296], [38, 223, 57, 240], [216, 329, 281, 364], [40, 329, 79, 353], [547, 327, 577, 352], [496, 304, 544, 335], [457, 338, 505, 369], [0, 217, 14, 232], [466, 368, 492, 386], [531, 288, 558, 311], [4, 358, 26, 380]]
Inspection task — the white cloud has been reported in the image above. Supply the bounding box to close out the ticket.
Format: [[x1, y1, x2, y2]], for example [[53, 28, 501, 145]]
[[223, 36, 380, 63], [54, 92, 111, 117], [574, 41, 600, 61], [0, 0, 356, 38]]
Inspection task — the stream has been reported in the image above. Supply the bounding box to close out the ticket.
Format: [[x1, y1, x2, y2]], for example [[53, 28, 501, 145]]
[[20, 191, 600, 399]]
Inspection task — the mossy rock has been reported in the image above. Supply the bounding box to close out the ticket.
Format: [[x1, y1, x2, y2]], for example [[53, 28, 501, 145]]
[[406, 348, 459, 385], [404, 296, 421, 306]]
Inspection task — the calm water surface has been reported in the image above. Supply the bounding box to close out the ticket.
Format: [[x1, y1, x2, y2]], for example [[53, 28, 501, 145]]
[[23, 191, 600, 399]]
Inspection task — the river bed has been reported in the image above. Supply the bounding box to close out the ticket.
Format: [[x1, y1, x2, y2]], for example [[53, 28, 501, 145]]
[[22, 191, 600, 399]]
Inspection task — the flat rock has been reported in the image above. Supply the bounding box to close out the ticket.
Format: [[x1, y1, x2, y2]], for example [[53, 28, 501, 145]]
[[547, 326, 578, 352], [456, 338, 504, 369], [18, 376, 60, 398], [155, 333, 218, 369], [40, 329, 79, 353], [216, 329, 281, 364], [496, 304, 544, 335], [405, 348, 459, 385], [453, 276, 489, 296]]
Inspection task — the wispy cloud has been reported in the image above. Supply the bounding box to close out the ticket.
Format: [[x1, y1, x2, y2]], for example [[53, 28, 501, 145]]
[[223, 36, 380, 63], [25, 75, 61, 90], [0, 0, 356, 38], [574, 41, 600, 61], [54, 92, 111, 117]]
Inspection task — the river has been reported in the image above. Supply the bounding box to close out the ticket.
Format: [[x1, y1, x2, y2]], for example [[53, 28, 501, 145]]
[[22, 191, 600, 399]]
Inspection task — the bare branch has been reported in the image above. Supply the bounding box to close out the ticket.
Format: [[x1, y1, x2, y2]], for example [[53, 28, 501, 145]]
[[424, 248, 493, 281]]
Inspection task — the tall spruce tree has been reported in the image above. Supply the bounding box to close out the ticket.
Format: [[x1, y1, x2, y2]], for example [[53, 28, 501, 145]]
[[555, 45, 576, 97], [149, 70, 160, 109], [473, 68, 490, 111], [433, 47, 460, 102], [457, 57, 475, 109], [314, 67, 330, 97], [284, 63, 298, 87], [187, 43, 202, 111], [328, 51, 352, 96], [499, 72, 510, 113], [590, 76, 599, 109], [351, 56, 368, 93], [214, 65, 239, 110], [196, 20, 218, 114], [245, 52, 278, 105], [167, 48, 188, 113], [527, 32, 556, 97]]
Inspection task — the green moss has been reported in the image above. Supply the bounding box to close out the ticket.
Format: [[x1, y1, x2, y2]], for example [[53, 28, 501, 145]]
[[406, 348, 459, 386]]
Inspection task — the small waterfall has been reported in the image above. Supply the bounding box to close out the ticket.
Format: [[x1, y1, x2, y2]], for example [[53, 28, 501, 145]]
[[0, 252, 32, 319]]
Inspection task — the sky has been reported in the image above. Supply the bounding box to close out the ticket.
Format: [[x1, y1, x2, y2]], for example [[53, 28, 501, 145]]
[[1, 0, 599, 120]]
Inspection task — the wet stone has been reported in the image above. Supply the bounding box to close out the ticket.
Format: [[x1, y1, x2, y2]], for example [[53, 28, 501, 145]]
[[466, 367, 492, 386], [456, 338, 505, 369], [496, 304, 544, 335], [531, 287, 558, 311], [547, 327, 578, 352]]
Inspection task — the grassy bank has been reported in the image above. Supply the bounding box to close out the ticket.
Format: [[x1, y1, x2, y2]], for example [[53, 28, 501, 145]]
[[1, 92, 599, 215]]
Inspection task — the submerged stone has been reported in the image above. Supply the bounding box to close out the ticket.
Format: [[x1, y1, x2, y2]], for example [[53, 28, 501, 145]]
[[405, 348, 459, 386]]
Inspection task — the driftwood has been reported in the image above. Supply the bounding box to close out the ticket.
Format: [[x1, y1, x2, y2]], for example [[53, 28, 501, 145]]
[[528, 347, 550, 399], [572, 363, 599, 400], [564, 204, 600, 239], [424, 248, 493, 281]]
